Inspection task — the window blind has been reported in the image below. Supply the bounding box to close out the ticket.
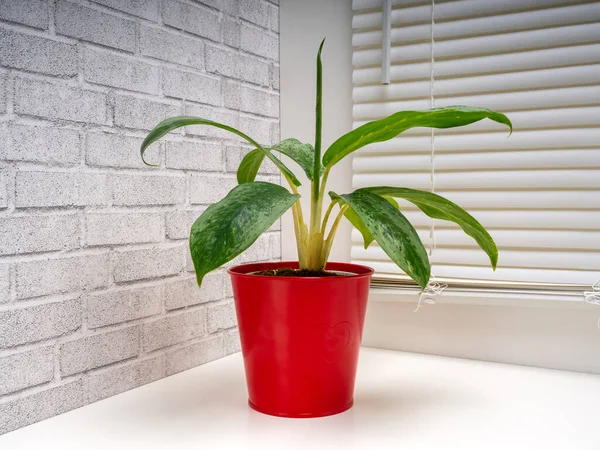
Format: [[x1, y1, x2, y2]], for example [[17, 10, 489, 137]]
[[351, 0, 600, 290]]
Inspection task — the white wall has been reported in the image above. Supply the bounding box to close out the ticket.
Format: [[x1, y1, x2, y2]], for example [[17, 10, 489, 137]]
[[280, 0, 353, 263]]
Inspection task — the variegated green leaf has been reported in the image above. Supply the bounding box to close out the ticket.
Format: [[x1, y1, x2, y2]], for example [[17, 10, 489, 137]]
[[322, 106, 512, 168], [190, 182, 300, 285], [272, 138, 323, 181], [334, 194, 399, 249], [334, 190, 430, 289], [363, 186, 498, 269]]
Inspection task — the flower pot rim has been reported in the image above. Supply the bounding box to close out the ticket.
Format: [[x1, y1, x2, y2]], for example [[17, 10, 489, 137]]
[[227, 260, 374, 281]]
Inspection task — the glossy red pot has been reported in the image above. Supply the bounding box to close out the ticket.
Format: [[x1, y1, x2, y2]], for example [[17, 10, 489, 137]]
[[228, 261, 373, 418]]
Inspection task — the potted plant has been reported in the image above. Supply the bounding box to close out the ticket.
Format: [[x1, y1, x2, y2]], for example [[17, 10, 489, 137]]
[[140, 40, 512, 418]]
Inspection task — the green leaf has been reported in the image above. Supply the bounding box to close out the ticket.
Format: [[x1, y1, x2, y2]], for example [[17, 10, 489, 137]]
[[335, 195, 399, 249], [363, 187, 498, 269], [322, 106, 513, 168], [272, 138, 323, 181], [190, 182, 300, 285], [335, 190, 430, 289], [236, 139, 323, 184], [237, 149, 265, 184], [140, 116, 301, 186], [313, 37, 325, 205]]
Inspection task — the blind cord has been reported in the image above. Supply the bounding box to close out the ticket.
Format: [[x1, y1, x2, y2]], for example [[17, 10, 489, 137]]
[[416, 0, 443, 312], [429, 0, 436, 257], [583, 280, 600, 327]]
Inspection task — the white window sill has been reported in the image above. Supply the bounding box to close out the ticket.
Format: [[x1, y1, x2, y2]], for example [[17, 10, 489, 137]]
[[1, 348, 599, 449], [369, 286, 593, 309]]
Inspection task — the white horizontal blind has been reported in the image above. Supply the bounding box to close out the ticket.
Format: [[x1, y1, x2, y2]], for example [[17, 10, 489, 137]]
[[351, 0, 600, 288]]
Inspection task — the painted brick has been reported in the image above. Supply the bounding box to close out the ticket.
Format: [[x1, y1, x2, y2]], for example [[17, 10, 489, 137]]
[[239, 0, 269, 28], [197, 0, 238, 15], [270, 121, 280, 143], [0, 380, 85, 435], [60, 326, 140, 376], [0, 264, 9, 303], [0, 214, 79, 256], [224, 145, 278, 174], [165, 208, 206, 240], [205, 44, 270, 86], [270, 233, 281, 259], [163, 68, 221, 106], [85, 356, 164, 403], [0, 73, 5, 114], [165, 139, 222, 171], [164, 272, 224, 310], [0, 346, 54, 396], [207, 301, 237, 333], [15, 171, 109, 208], [15, 253, 110, 299], [270, 4, 279, 33], [222, 18, 240, 48], [143, 309, 205, 352], [0, 29, 77, 77], [85, 212, 163, 246], [86, 131, 160, 169], [140, 25, 204, 69], [190, 174, 237, 204], [87, 285, 162, 329], [0, 299, 82, 348], [1, 123, 81, 165], [114, 94, 180, 130], [224, 329, 241, 355], [162, 1, 220, 42], [270, 63, 279, 89], [223, 81, 240, 109], [111, 173, 186, 206], [238, 85, 278, 117], [0, 0, 49, 29], [113, 245, 184, 282], [165, 335, 223, 375], [241, 24, 278, 60], [55, 0, 135, 52], [14, 78, 107, 124], [84, 48, 159, 95], [185, 103, 240, 140], [91, 0, 159, 21], [240, 115, 272, 144]]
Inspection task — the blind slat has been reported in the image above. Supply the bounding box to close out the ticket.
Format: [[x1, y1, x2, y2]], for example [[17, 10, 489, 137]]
[[353, 23, 600, 66], [354, 65, 600, 102], [353, 3, 600, 46], [353, 43, 600, 84], [354, 148, 600, 172]]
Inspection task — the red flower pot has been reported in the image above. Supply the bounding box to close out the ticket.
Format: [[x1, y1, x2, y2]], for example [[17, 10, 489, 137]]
[[228, 261, 373, 418]]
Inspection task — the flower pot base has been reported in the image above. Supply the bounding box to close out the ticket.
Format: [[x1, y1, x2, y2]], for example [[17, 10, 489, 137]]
[[248, 399, 354, 418]]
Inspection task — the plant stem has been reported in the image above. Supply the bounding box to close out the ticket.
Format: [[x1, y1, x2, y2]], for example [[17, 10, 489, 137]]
[[320, 199, 336, 235], [321, 204, 349, 266], [287, 182, 309, 268]]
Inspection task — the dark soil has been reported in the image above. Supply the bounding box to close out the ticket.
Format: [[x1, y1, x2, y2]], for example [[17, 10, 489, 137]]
[[251, 268, 349, 277]]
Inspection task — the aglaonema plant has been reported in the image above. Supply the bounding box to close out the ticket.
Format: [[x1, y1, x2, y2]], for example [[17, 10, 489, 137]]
[[140, 40, 512, 289]]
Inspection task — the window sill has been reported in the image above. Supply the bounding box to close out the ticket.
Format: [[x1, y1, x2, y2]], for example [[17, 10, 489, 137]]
[[369, 286, 593, 309], [1, 348, 599, 449]]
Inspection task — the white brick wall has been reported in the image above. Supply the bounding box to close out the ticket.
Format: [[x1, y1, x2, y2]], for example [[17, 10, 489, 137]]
[[0, 0, 280, 434]]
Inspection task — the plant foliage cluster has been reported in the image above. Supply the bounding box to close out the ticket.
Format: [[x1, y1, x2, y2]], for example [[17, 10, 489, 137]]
[[141, 40, 512, 288]]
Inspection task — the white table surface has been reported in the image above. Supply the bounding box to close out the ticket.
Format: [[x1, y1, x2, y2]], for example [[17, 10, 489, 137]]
[[1, 347, 599, 450]]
